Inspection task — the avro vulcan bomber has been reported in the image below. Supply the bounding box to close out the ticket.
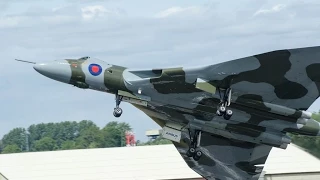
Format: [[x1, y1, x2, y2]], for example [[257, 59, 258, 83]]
[[17, 46, 320, 179]]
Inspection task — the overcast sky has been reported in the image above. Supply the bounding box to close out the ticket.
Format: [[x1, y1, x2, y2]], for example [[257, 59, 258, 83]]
[[1, 0, 320, 141]]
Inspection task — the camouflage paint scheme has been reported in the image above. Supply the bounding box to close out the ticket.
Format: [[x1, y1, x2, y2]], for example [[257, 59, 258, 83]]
[[30, 46, 320, 180]]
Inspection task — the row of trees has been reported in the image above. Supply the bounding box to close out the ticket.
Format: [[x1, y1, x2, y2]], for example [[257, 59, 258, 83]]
[[289, 112, 320, 158], [0, 120, 132, 153], [0, 120, 171, 154], [1, 112, 320, 158]]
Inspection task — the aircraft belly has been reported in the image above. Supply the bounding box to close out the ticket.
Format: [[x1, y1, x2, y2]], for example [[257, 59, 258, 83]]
[[135, 96, 308, 147]]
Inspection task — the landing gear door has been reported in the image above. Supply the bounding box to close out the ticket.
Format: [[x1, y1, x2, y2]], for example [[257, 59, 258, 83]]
[[118, 90, 150, 107], [195, 78, 216, 94], [161, 122, 184, 143]]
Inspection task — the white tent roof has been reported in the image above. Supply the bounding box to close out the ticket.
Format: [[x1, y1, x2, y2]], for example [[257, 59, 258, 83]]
[[0, 144, 319, 180], [0, 145, 199, 180], [264, 144, 320, 174]]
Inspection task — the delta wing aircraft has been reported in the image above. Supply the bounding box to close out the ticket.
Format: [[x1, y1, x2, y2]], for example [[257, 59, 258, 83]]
[[16, 46, 320, 180]]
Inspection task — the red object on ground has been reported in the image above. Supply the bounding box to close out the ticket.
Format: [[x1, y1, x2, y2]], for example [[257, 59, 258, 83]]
[[125, 131, 136, 146]]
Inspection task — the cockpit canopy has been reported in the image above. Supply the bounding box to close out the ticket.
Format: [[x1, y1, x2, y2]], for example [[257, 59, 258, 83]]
[[64, 56, 90, 61], [78, 56, 90, 60], [62, 56, 109, 64]]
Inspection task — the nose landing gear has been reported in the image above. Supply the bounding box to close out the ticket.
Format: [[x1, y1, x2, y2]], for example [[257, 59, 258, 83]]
[[186, 129, 203, 161], [113, 94, 123, 117]]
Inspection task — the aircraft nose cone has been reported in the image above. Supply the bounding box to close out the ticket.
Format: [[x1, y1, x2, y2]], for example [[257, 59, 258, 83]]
[[33, 62, 71, 83], [33, 63, 47, 75]]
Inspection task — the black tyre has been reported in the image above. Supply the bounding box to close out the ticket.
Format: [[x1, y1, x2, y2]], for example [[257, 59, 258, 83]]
[[196, 151, 202, 157], [113, 107, 122, 117], [223, 109, 232, 120], [193, 151, 202, 161], [187, 147, 196, 157], [219, 106, 226, 114], [226, 109, 233, 116]]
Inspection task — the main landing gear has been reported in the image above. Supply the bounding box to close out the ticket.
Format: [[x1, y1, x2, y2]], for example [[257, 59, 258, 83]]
[[113, 94, 123, 118], [186, 129, 203, 161], [216, 87, 233, 120]]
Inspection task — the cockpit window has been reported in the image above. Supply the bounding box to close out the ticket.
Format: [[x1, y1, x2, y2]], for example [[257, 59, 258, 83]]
[[78, 56, 90, 60], [65, 56, 90, 61], [65, 56, 111, 66]]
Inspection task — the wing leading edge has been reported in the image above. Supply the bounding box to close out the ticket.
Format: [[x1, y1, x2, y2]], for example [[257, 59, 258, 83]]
[[200, 46, 320, 110]]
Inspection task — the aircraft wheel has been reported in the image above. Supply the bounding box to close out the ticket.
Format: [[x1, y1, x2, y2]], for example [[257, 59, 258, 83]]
[[224, 109, 233, 120], [193, 150, 202, 161], [187, 147, 196, 157], [226, 109, 233, 116], [113, 107, 122, 117], [219, 106, 226, 114]]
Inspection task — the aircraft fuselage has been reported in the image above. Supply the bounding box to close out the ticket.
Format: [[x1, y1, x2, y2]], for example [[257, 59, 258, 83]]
[[30, 56, 320, 150]]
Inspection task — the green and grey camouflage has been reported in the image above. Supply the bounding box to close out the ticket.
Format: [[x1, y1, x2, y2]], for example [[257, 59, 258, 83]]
[[19, 46, 320, 180]]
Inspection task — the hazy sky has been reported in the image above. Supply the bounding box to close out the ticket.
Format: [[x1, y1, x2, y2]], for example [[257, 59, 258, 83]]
[[1, 0, 320, 141]]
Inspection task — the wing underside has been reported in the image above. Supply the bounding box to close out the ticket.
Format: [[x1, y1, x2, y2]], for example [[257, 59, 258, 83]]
[[127, 46, 320, 180], [173, 131, 273, 180], [133, 104, 273, 180]]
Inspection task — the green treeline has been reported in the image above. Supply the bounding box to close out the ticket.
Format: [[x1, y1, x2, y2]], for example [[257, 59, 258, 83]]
[[289, 111, 320, 158], [1, 112, 320, 158], [0, 120, 134, 153]]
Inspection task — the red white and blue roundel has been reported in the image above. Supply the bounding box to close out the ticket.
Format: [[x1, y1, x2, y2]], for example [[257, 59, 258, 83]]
[[88, 64, 102, 76]]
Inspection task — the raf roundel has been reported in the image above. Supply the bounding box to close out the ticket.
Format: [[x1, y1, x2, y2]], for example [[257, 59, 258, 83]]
[[88, 64, 102, 76]]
